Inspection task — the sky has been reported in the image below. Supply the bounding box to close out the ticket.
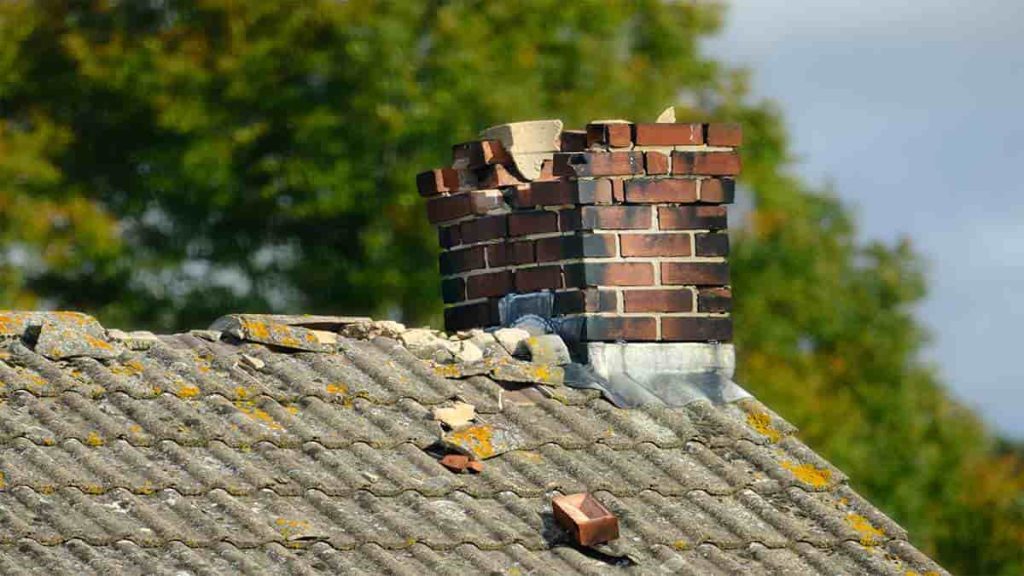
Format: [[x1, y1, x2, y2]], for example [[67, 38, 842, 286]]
[[707, 0, 1024, 437]]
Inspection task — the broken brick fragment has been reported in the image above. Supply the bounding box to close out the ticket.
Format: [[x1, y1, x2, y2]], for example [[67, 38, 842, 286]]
[[440, 454, 470, 473], [552, 493, 620, 547]]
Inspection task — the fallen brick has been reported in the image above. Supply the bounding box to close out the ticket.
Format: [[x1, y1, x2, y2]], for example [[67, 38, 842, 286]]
[[552, 493, 620, 547], [440, 454, 470, 473]]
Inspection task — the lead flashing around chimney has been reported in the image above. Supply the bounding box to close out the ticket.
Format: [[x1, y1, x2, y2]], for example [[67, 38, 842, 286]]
[[572, 342, 751, 407]]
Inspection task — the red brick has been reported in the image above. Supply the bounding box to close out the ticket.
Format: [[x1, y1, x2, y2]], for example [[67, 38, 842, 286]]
[[699, 179, 735, 204], [460, 215, 507, 244], [705, 123, 743, 146], [508, 240, 535, 264], [509, 211, 559, 236], [695, 232, 729, 256], [661, 317, 732, 342], [469, 189, 505, 215], [441, 277, 465, 304], [515, 266, 563, 292], [552, 152, 644, 177], [611, 178, 625, 203], [672, 151, 741, 176], [622, 289, 694, 313], [658, 205, 727, 231], [444, 300, 499, 331], [698, 287, 732, 312], [580, 206, 652, 230], [417, 168, 459, 197], [559, 208, 582, 231], [583, 316, 657, 341], [633, 123, 704, 146], [427, 193, 472, 224], [438, 224, 462, 248], [644, 151, 670, 175], [485, 242, 532, 267], [453, 139, 511, 168], [439, 246, 485, 275], [535, 234, 617, 263], [586, 122, 633, 148], [514, 180, 574, 207], [554, 289, 617, 314], [440, 454, 470, 473], [466, 270, 513, 299], [661, 262, 729, 286], [623, 178, 697, 204], [565, 262, 653, 287], [620, 233, 692, 257], [560, 130, 588, 152], [576, 179, 614, 204]]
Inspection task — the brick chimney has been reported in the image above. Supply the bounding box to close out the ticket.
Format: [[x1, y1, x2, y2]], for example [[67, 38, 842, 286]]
[[417, 117, 740, 362]]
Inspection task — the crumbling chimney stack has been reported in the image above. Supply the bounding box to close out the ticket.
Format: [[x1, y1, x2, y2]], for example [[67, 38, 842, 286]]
[[417, 116, 740, 361]]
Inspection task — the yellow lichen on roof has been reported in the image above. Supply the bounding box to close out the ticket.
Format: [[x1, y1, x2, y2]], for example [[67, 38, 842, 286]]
[[235, 401, 284, 430], [746, 410, 782, 443], [445, 424, 495, 459], [85, 432, 104, 447], [846, 513, 885, 546], [782, 460, 832, 488], [176, 385, 201, 399], [326, 383, 348, 395]]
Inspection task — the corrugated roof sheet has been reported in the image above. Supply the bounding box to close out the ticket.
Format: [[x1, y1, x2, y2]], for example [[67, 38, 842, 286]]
[[0, 313, 948, 575]]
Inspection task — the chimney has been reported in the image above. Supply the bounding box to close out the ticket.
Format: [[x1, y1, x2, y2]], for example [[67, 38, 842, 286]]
[[417, 117, 740, 377]]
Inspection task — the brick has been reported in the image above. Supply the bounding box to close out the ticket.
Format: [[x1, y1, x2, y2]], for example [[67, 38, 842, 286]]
[[705, 123, 743, 146], [699, 179, 735, 204], [552, 152, 644, 177], [467, 270, 513, 299], [515, 266, 563, 292], [698, 287, 732, 313], [559, 208, 582, 231], [552, 493, 620, 547], [514, 180, 574, 207], [580, 206, 652, 230], [460, 215, 507, 244], [509, 211, 558, 236], [476, 164, 521, 189], [535, 234, 616, 263], [453, 139, 511, 169], [611, 178, 624, 203], [623, 178, 697, 204], [438, 224, 462, 248], [469, 189, 505, 215], [427, 193, 472, 224], [417, 168, 459, 197], [672, 151, 741, 176], [583, 316, 657, 341], [661, 262, 730, 286], [661, 317, 732, 342], [695, 232, 729, 256], [658, 205, 727, 230], [576, 179, 614, 204], [622, 288, 694, 313], [586, 122, 632, 147], [439, 246, 485, 275], [444, 300, 499, 331], [620, 233, 692, 257], [508, 240, 535, 264], [644, 151, 670, 175], [485, 243, 508, 267], [633, 123, 704, 146], [565, 262, 653, 287], [553, 289, 617, 314], [560, 130, 588, 152], [441, 277, 465, 304]]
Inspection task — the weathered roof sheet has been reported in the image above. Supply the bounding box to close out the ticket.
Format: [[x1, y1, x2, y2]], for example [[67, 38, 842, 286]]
[[0, 312, 948, 575]]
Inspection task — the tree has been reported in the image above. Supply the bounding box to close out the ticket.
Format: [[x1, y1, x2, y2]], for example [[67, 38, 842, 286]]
[[0, 1, 1020, 572]]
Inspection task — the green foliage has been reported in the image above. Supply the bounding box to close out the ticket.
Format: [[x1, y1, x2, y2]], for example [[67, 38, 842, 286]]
[[0, 1, 1020, 572]]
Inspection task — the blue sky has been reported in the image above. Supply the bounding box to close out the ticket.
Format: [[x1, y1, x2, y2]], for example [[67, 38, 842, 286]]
[[708, 0, 1024, 437]]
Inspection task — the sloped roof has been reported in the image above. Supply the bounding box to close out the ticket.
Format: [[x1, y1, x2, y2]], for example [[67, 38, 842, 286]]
[[0, 313, 947, 575]]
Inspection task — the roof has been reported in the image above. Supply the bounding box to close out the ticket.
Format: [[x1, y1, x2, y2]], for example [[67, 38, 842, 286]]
[[0, 312, 948, 575]]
